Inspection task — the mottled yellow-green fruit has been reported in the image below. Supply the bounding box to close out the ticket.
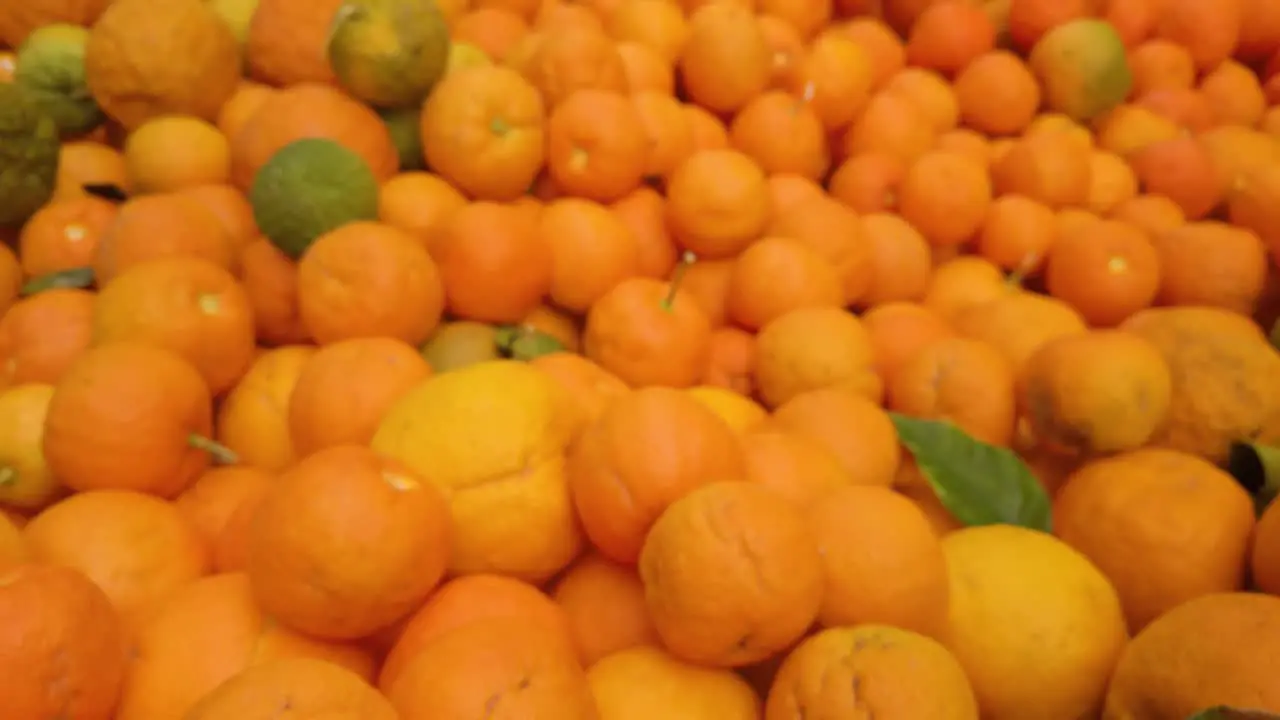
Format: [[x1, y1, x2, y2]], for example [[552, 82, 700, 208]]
[[13, 23, 103, 137], [421, 322, 502, 373], [1028, 19, 1132, 123], [446, 42, 491, 75], [0, 83, 60, 228], [249, 137, 380, 259], [326, 0, 451, 109]]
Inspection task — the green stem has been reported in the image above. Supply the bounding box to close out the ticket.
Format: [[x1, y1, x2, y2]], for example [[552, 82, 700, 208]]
[[188, 434, 239, 466], [662, 251, 697, 312], [0, 466, 16, 487]]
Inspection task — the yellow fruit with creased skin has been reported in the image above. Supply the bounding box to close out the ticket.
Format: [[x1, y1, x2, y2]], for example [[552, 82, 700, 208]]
[[941, 524, 1129, 720], [326, 0, 451, 109], [371, 360, 584, 583]]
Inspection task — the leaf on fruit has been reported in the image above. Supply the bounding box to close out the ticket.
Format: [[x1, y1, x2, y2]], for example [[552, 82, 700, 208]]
[[1186, 707, 1280, 719], [1226, 441, 1280, 516], [81, 183, 129, 203], [20, 266, 95, 296], [494, 325, 565, 362], [889, 413, 1052, 533]]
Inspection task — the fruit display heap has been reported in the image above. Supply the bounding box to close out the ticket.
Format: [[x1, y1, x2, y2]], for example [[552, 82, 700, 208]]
[[0, 0, 1279, 718]]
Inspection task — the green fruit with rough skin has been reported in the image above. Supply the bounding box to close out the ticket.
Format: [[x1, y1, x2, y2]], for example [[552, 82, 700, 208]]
[[13, 23, 103, 138], [326, 0, 451, 109], [1028, 19, 1132, 123], [249, 138, 380, 260], [0, 83, 60, 228], [380, 106, 425, 171]]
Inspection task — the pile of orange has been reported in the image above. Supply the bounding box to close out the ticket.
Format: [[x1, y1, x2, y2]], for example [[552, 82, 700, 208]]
[[2, 0, 1280, 717]]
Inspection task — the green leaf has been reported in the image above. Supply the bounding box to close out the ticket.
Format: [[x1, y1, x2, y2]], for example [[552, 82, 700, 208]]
[[1186, 707, 1280, 719], [20, 266, 94, 296], [494, 324, 565, 362], [889, 413, 1052, 532], [1227, 441, 1280, 516]]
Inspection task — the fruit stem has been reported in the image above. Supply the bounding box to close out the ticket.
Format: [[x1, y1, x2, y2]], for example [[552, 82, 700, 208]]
[[188, 434, 239, 466], [1005, 252, 1038, 289], [661, 251, 696, 312], [0, 466, 15, 487]]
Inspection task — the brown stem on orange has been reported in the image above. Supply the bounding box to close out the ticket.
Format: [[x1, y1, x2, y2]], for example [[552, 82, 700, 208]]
[[188, 434, 239, 466], [662, 251, 697, 312]]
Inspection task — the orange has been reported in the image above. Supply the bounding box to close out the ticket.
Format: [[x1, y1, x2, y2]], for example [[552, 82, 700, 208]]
[[807, 485, 949, 637], [123, 115, 230, 193], [677, 2, 771, 114], [0, 383, 62, 512], [898, 149, 992, 248], [545, 89, 648, 202], [296, 221, 446, 346], [700, 326, 757, 396], [921, 255, 1009, 323], [631, 91, 694, 177], [92, 192, 235, 287], [527, 352, 629, 433], [605, 0, 689, 64], [540, 198, 641, 313], [42, 344, 222, 498], [753, 306, 882, 409], [236, 239, 310, 346], [767, 387, 901, 487], [215, 345, 317, 473], [610, 186, 678, 279], [905, 0, 996, 76], [52, 140, 132, 202], [176, 183, 259, 259], [247, 445, 450, 640], [287, 337, 432, 456], [1126, 134, 1223, 221], [173, 466, 275, 551], [521, 26, 628, 106], [0, 563, 127, 720], [826, 151, 905, 213], [589, 645, 762, 719], [432, 201, 553, 324], [115, 573, 374, 720], [887, 335, 1017, 448], [1152, 0, 1242, 72], [567, 386, 744, 563], [764, 624, 978, 719], [17, 195, 117, 279], [858, 211, 934, 305], [725, 236, 844, 331], [953, 50, 1040, 136], [1053, 448, 1256, 632], [685, 385, 767, 434], [952, 290, 1088, 374], [990, 128, 1091, 209], [378, 573, 577, 691], [184, 657, 397, 720], [665, 149, 771, 260], [1021, 331, 1172, 456], [91, 256, 257, 395], [941, 524, 1129, 720], [840, 90, 936, 164], [0, 289, 96, 390], [550, 552, 660, 666], [739, 427, 853, 509], [420, 65, 546, 201], [384, 617, 598, 720], [975, 194, 1056, 273], [582, 274, 713, 388], [377, 171, 467, 249], [370, 361, 585, 582], [244, 0, 344, 85], [1103, 592, 1280, 718], [678, 257, 733, 329], [787, 31, 873, 131], [861, 301, 955, 385], [23, 489, 209, 636], [1150, 221, 1268, 316], [638, 481, 823, 667]]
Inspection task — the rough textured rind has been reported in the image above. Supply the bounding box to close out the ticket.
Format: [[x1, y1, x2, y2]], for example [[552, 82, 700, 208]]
[[326, 0, 451, 109], [14, 23, 104, 137], [1029, 19, 1133, 123], [249, 138, 381, 260], [0, 83, 61, 228]]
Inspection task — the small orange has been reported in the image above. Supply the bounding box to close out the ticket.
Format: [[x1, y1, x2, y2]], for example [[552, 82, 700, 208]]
[[550, 553, 660, 665], [540, 197, 642, 313], [638, 481, 824, 667], [665, 149, 771, 260], [123, 115, 231, 193]]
